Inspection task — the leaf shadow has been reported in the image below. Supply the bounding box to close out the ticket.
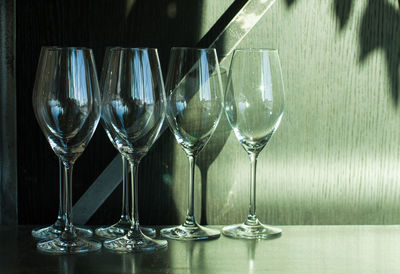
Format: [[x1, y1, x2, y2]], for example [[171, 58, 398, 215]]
[[285, 0, 400, 106], [334, 0, 354, 29], [360, 0, 400, 105]]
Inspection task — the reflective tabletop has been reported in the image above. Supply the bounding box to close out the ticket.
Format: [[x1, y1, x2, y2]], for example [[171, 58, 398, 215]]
[[0, 225, 399, 273]]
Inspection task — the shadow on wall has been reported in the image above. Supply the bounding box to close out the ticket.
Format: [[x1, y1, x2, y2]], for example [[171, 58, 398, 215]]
[[124, 0, 204, 226], [197, 68, 231, 225], [286, 0, 400, 106]]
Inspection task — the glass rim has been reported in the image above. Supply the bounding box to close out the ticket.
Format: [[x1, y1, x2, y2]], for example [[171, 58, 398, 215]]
[[171, 46, 216, 52], [41, 46, 92, 51], [234, 48, 279, 52], [108, 47, 159, 52]]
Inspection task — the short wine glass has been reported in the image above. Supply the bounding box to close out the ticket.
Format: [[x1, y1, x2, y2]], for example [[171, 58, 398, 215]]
[[160, 47, 223, 241], [95, 47, 155, 240], [101, 47, 167, 252], [32, 47, 102, 253], [222, 48, 285, 239]]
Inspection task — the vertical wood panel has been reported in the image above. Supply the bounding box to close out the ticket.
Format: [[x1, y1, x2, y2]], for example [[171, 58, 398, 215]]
[[192, 0, 400, 225], [0, 0, 17, 224]]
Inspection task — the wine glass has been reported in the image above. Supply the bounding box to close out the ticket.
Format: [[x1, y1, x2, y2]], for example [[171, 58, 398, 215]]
[[101, 48, 167, 252], [31, 159, 93, 240], [32, 47, 102, 253], [95, 48, 155, 239], [222, 48, 285, 239], [160, 47, 223, 240]]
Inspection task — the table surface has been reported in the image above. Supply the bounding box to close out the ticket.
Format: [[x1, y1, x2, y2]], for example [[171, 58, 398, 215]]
[[1, 225, 399, 273]]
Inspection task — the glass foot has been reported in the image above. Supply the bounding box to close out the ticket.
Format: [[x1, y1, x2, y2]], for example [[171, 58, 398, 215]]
[[222, 221, 282, 239], [103, 229, 167, 253], [160, 223, 220, 241], [95, 220, 156, 239], [32, 223, 93, 240], [37, 236, 101, 254]]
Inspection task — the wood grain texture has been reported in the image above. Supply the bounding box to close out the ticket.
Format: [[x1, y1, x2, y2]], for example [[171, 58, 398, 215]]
[[194, 0, 400, 225]]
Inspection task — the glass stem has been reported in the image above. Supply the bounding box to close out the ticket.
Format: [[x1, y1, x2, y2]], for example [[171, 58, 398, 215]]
[[130, 162, 140, 231], [62, 162, 76, 239], [184, 155, 196, 226], [121, 155, 130, 223], [246, 153, 258, 225], [54, 159, 64, 229]]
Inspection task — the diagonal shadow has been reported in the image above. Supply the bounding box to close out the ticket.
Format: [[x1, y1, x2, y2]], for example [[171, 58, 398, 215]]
[[124, 0, 203, 226], [196, 69, 230, 225]]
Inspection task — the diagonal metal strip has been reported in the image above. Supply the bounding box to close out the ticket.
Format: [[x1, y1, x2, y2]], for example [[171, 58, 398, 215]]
[[209, 0, 276, 66], [72, 0, 276, 225], [73, 156, 122, 224]]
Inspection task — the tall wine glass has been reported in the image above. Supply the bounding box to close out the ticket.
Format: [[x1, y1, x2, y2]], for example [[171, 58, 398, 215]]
[[160, 47, 223, 241], [101, 48, 167, 252], [95, 48, 155, 239], [32, 47, 101, 253], [31, 159, 93, 240], [222, 48, 285, 239]]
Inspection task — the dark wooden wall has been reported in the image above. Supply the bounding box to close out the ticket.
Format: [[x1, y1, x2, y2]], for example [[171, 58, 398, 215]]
[[0, 0, 17, 225], [17, 0, 203, 225]]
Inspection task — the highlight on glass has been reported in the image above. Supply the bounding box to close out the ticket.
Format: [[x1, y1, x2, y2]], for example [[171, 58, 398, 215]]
[[32, 47, 102, 253], [95, 47, 156, 240], [222, 48, 285, 239], [101, 47, 167, 252], [161, 47, 223, 241]]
